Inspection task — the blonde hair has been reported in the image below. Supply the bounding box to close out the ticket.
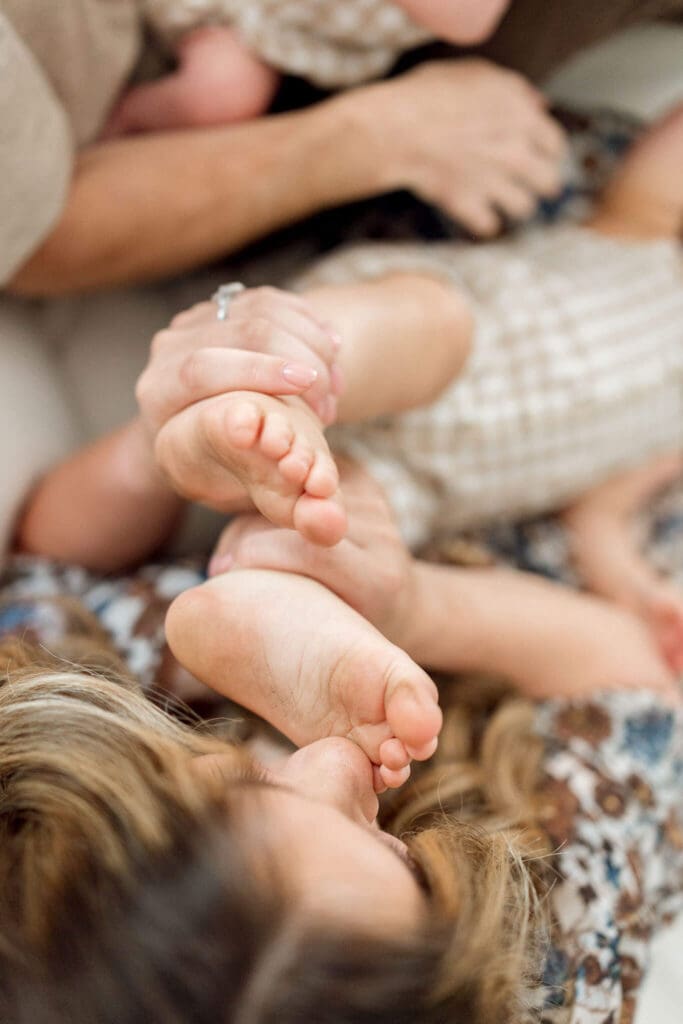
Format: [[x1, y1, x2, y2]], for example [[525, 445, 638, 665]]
[[0, 630, 549, 1023]]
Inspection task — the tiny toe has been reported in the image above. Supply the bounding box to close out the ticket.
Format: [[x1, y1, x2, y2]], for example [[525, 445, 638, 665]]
[[223, 401, 263, 449], [294, 493, 348, 547], [279, 442, 314, 486], [304, 452, 339, 499], [386, 669, 443, 754], [405, 737, 438, 762], [379, 738, 410, 772], [379, 764, 411, 790], [259, 413, 294, 460]]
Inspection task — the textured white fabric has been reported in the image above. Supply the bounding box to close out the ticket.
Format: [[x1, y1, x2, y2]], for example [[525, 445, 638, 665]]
[[143, 0, 431, 86], [296, 227, 683, 548]]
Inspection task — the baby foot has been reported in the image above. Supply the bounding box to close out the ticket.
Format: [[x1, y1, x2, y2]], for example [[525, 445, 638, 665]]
[[166, 570, 442, 789], [640, 582, 683, 674], [205, 391, 347, 546]]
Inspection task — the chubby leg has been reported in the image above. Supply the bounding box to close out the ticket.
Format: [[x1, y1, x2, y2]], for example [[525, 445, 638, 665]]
[[212, 462, 679, 702], [306, 272, 473, 423], [103, 26, 279, 137], [564, 453, 683, 673]]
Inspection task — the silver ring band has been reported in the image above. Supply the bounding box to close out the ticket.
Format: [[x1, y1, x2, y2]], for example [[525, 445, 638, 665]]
[[212, 282, 246, 321]]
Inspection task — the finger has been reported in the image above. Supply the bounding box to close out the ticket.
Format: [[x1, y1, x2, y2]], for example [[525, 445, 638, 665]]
[[514, 149, 563, 198], [486, 176, 537, 222], [448, 194, 501, 237], [137, 348, 320, 427], [170, 301, 217, 329], [231, 286, 341, 347], [192, 319, 334, 401], [230, 302, 339, 367], [530, 113, 567, 160]]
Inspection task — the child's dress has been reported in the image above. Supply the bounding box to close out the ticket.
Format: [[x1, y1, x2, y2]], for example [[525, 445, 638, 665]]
[[143, 0, 432, 87], [295, 227, 683, 547]]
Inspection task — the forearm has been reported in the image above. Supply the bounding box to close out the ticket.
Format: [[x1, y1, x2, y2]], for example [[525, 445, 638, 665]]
[[17, 419, 184, 572], [8, 97, 380, 297]]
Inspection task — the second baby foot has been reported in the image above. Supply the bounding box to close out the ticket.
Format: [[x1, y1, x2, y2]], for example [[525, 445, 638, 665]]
[[206, 391, 346, 546], [639, 581, 683, 674], [166, 569, 443, 790]]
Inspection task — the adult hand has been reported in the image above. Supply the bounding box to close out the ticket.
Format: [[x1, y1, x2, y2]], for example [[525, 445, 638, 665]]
[[208, 460, 416, 644], [136, 285, 343, 437], [356, 58, 566, 236]]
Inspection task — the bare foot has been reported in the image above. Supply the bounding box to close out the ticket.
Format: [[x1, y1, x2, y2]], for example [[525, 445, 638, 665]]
[[165, 570, 443, 790], [203, 391, 346, 546]]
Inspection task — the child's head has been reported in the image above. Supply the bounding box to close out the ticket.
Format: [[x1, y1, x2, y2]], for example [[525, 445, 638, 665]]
[[0, 636, 543, 1023], [393, 0, 512, 45]]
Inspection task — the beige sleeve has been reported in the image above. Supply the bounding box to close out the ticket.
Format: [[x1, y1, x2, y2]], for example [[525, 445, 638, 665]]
[[0, 12, 73, 285]]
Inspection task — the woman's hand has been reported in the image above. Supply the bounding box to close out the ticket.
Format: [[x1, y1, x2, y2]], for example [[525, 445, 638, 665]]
[[135, 286, 344, 511], [137, 285, 343, 437], [350, 58, 566, 236]]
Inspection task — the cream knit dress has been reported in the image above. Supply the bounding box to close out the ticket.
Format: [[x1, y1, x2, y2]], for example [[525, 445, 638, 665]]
[[143, 0, 431, 87], [295, 227, 683, 548]]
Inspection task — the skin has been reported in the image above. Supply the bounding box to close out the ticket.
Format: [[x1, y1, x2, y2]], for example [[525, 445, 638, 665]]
[[394, 0, 511, 44], [7, 59, 564, 296], [195, 738, 424, 935]]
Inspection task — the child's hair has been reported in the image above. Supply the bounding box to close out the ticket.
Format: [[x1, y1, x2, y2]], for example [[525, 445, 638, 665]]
[[0, 627, 549, 1023]]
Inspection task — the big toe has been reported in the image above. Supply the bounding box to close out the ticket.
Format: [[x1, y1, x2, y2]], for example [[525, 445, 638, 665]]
[[294, 492, 347, 547], [385, 661, 442, 760]]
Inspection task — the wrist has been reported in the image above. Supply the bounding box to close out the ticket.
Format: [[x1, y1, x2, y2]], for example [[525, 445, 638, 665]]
[[311, 86, 390, 205]]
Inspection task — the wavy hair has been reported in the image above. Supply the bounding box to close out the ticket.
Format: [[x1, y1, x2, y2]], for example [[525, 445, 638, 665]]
[[0, 624, 549, 1023]]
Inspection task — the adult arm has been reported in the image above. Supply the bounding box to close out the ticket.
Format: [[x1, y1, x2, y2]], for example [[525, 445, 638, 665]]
[[8, 60, 565, 297]]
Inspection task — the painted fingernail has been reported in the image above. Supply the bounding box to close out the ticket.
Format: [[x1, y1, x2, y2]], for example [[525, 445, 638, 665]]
[[208, 553, 234, 577], [331, 364, 346, 397], [282, 363, 318, 388]]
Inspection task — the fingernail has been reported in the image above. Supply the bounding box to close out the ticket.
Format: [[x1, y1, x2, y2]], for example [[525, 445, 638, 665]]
[[331, 364, 346, 397], [329, 330, 343, 351], [282, 363, 318, 388], [208, 553, 234, 576]]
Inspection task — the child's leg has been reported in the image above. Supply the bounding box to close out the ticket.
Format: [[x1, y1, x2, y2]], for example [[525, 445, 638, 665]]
[[211, 463, 677, 704], [215, 518, 678, 701], [587, 103, 683, 240], [103, 26, 280, 138], [564, 452, 683, 672], [176, 272, 472, 545], [171, 462, 677, 781], [306, 272, 474, 422]]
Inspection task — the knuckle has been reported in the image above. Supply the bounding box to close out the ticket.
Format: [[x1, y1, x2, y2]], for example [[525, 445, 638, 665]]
[[135, 373, 157, 415], [150, 328, 174, 357], [178, 349, 207, 392]]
